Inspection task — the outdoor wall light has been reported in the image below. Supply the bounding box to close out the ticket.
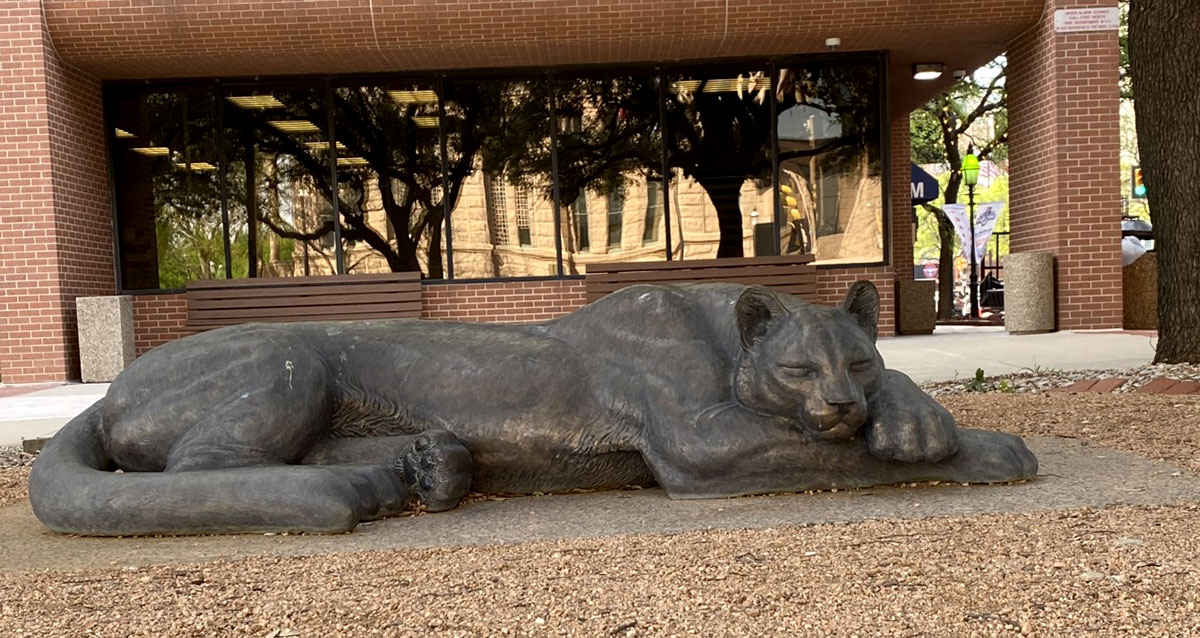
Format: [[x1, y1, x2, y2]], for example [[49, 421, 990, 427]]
[[912, 63, 945, 81]]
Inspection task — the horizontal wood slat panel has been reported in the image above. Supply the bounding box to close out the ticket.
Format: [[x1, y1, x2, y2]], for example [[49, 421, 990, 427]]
[[185, 273, 423, 330], [189, 291, 422, 310], [584, 254, 814, 273], [186, 272, 420, 289], [187, 301, 421, 322], [187, 313, 414, 329], [587, 269, 815, 285], [583, 255, 819, 305], [188, 282, 422, 300], [587, 284, 817, 302]]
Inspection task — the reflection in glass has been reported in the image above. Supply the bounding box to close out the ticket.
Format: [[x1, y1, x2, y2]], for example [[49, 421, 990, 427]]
[[108, 56, 887, 291], [664, 66, 776, 259], [776, 61, 882, 264], [223, 86, 335, 278], [442, 79, 555, 278], [553, 75, 665, 272], [109, 90, 222, 289], [331, 83, 448, 277]]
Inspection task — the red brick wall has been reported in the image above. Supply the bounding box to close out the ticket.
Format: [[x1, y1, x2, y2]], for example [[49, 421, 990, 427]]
[[0, 1, 114, 383], [41, 0, 1043, 86], [421, 280, 588, 323], [1008, 0, 1122, 330], [131, 295, 188, 357]]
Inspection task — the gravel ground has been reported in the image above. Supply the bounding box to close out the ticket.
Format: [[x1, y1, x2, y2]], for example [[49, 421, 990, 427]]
[[0, 468, 30, 508], [922, 363, 1200, 396], [1, 503, 1198, 636], [3, 388, 1200, 636], [0, 447, 34, 508]]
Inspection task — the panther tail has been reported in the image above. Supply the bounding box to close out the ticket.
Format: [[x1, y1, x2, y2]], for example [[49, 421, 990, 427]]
[[28, 402, 383, 536]]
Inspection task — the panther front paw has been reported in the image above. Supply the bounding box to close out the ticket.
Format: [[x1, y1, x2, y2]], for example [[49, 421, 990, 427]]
[[866, 370, 959, 463], [866, 398, 959, 463], [395, 430, 473, 512]]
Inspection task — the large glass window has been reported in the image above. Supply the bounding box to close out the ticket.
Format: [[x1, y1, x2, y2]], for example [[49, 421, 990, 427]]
[[331, 82, 448, 277], [664, 65, 776, 259], [553, 74, 665, 273], [776, 60, 883, 264], [108, 55, 885, 290], [441, 78, 555, 279], [109, 89, 223, 290], [222, 85, 336, 278]]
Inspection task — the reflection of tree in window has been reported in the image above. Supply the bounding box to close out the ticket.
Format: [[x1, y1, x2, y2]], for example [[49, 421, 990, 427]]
[[514, 185, 532, 246], [775, 62, 882, 263], [573, 193, 590, 252], [643, 180, 662, 244], [606, 184, 625, 250], [483, 172, 510, 246]]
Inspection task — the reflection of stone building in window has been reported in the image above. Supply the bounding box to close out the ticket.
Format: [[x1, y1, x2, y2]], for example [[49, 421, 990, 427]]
[[285, 152, 881, 278]]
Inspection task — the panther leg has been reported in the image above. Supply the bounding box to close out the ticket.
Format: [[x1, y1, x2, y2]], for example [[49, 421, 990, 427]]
[[302, 431, 473, 513], [641, 404, 1036, 499]]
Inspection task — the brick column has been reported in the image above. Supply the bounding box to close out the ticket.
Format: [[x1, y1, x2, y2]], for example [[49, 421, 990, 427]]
[[0, 1, 114, 383], [1007, 0, 1122, 330], [889, 104, 914, 281]]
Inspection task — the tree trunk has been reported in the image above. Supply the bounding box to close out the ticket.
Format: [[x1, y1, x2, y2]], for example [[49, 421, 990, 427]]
[[935, 211, 956, 319], [426, 216, 444, 280], [1130, 0, 1200, 362], [695, 175, 745, 258], [937, 172, 963, 320]]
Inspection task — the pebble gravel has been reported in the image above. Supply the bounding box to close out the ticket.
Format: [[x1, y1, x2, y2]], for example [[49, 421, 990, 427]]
[[921, 363, 1200, 396]]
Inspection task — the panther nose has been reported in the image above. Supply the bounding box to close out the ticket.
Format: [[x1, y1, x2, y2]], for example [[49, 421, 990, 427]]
[[825, 400, 857, 415]]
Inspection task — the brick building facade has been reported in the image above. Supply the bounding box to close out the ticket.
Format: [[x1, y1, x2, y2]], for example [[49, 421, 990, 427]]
[[0, 0, 1121, 383]]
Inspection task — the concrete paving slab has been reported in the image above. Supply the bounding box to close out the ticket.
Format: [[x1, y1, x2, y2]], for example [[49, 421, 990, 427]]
[[1, 436, 1195, 573], [876, 330, 1157, 382]]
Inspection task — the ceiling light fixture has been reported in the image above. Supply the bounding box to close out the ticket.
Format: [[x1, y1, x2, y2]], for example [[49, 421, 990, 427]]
[[304, 140, 348, 151], [131, 146, 170, 156], [227, 95, 285, 109], [388, 89, 438, 104], [913, 63, 945, 81], [268, 120, 321, 134], [174, 161, 217, 171], [670, 80, 702, 94]]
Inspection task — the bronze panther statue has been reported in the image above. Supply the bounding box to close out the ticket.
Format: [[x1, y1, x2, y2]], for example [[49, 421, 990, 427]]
[[29, 281, 1036, 536]]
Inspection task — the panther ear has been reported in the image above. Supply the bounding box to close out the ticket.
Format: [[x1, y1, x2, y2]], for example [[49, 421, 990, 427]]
[[735, 286, 788, 350], [840, 280, 879, 342]]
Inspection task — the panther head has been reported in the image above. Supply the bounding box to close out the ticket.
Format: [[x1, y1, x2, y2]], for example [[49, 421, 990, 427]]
[[733, 281, 884, 441]]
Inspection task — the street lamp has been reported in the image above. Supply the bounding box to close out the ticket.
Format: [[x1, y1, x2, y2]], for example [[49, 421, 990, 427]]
[[962, 147, 981, 318]]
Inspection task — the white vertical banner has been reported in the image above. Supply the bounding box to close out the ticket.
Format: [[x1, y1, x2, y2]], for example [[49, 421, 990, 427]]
[[943, 202, 1005, 262], [942, 204, 973, 261], [971, 202, 1005, 262]]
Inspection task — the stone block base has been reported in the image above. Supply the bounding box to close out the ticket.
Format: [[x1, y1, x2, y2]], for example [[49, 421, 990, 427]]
[[77, 296, 135, 382]]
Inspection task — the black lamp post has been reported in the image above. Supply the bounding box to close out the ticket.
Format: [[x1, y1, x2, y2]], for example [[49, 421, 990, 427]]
[[962, 148, 981, 318]]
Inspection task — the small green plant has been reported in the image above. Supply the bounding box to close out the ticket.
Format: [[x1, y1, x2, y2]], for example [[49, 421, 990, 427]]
[[965, 368, 988, 392], [998, 379, 1016, 393]]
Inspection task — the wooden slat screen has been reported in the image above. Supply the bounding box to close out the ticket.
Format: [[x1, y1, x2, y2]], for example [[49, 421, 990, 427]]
[[185, 272, 423, 331], [584, 255, 818, 304]]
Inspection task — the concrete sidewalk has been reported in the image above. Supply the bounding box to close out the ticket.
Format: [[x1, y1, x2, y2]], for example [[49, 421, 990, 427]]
[[0, 328, 1158, 447]]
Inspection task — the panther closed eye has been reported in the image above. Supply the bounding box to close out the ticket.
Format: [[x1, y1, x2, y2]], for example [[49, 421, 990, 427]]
[[778, 364, 817, 378], [849, 359, 874, 372]]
